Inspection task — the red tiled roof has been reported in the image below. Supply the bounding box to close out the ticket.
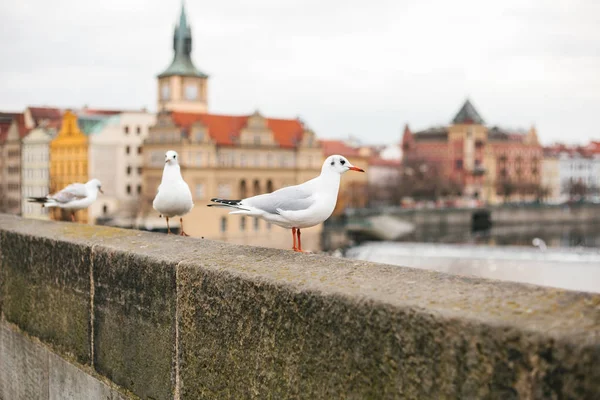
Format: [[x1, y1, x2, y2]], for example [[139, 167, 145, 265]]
[[0, 112, 28, 140], [320, 139, 361, 157], [28, 107, 62, 122], [171, 112, 304, 148], [14, 113, 28, 138]]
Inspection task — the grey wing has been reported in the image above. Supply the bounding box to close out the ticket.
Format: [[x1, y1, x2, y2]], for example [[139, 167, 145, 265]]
[[50, 183, 87, 203], [244, 186, 315, 214]]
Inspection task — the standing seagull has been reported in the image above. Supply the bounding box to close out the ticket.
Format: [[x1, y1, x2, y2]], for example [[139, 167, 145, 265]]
[[208, 155, 364, 252], [27, 178, 104, 222], [153, 150, 194, 235]]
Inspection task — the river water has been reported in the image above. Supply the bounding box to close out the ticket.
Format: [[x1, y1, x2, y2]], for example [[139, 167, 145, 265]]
[[345, 223, 600, 293]]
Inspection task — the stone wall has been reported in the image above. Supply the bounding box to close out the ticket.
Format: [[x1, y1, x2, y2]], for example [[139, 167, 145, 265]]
[[0, 214, 599, 399]]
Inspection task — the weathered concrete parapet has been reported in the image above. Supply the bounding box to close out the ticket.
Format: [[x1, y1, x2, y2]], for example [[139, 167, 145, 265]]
[[0, 214, 599, 399]]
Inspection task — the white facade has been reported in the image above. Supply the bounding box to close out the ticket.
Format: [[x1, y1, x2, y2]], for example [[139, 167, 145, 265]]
[[88, 111, 156, 224], [557, 152, 598, 196], [21, 127, 54, 219]]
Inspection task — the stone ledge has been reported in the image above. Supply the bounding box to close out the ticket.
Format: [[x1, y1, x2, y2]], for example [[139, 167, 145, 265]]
[[1, 214, 599, 399]]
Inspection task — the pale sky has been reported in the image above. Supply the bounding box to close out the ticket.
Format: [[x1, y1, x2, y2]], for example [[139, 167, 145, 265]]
[[1, 0, 599, 145]]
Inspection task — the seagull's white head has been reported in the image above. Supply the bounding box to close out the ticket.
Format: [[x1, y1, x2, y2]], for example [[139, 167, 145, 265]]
[[87, 178, 103, 194], [165, 150, 179, 166], [322, 155, 365, 175]]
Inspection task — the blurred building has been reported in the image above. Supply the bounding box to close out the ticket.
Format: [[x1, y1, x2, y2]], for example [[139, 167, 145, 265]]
[[88, 111, 156, 225], [543, 143, 600, 202], [21, 126, 56, 219], [49, 110, 90, 222], [0, 113, 27, 214], [402, 99, 543, 204], [141, 4, 323, 249], [320, 140, 370, 215]]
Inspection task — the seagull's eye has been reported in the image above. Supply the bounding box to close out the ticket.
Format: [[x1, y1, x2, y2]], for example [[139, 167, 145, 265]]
[[173, 155, 176, 159], [330, 161, 335, 166], [340, 159, 346, 166]]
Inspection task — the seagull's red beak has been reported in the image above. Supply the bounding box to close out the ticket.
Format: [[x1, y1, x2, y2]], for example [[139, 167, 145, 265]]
[[349, 166, 365, 172]]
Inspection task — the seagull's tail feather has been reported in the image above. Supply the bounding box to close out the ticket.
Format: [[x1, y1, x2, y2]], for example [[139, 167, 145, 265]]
[[27, 196, 49, 204], [207, 198, 251, 212], [27, 197, 57, 208]]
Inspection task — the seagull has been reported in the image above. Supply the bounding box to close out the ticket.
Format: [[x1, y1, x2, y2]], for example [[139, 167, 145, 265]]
[[532, 237, 547, 251], [207, 154, 365, 252], [152, 150, 194, 236], [27, 178, 104, 222]]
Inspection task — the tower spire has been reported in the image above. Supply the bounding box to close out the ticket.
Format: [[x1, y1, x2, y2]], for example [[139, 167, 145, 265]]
[[157, 1, 207, 79]]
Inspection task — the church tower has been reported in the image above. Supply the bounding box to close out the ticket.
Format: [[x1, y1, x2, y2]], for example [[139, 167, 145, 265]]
[[157, 2, 209, 113]]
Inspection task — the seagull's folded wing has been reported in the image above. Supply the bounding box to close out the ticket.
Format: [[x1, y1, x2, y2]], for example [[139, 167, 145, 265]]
[[245, 186, 314, 214], [51, 183, 88, 203]]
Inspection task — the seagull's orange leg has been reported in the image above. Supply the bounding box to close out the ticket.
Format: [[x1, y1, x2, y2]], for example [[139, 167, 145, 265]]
[[180, 217, 189, 236], [296, 228, 305, 253], [166, 216, 172, 234], [292, 228, 298, 251]]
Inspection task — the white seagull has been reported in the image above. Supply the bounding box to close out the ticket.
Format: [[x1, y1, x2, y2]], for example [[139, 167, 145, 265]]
[[208, 154, 365, 252], [152, 150, 194, 236], [27, 178, 104, 222]]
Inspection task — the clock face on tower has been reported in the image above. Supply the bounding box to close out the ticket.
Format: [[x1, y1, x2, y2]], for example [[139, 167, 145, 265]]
[[161, 83, 170, 100], [185, 84, 198, 100]]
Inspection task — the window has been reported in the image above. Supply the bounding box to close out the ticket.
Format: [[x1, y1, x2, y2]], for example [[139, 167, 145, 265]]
[[126, 185, 131, 194], [124, 126, 130, 134], [136, 185, 141, 194], [218, 183, 231, 198], [127, 166, 132, 175], [254, 218, 259, 231], [138, 147, 142, 155], [240, 217, 246, 231], [137, 167, 142, 175], [254, 136, 261, 145], [161, 83, 170, 100], [185, 84, 198, 100], [239, 180, 247, 198], [195, 184, 204, 199], [455, 160, 463, 170], [102, 205, 108, 215], [195, 132, 204, 142], [126, 146, 130, 154], [266, 180, 274, 192], [136, 126, 141, 135], [266, 222, 271, 231], [196, 152, 202, 166], [220, 216, 227, 233], [253, 180, 260, 195]]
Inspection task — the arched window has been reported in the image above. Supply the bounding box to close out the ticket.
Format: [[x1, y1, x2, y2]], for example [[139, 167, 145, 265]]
[[266, 180, 273, 193], [239, 180, 247, 198], [253, 180, 260, 196]]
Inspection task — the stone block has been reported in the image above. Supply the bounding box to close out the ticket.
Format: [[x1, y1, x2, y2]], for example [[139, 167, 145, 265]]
[[0, 320, 49, 400], [0, 229, 91, 364], [92, 246, 177, 400]]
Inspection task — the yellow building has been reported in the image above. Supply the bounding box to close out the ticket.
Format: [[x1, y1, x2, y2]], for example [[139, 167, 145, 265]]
[[49, 110, 89, 222]]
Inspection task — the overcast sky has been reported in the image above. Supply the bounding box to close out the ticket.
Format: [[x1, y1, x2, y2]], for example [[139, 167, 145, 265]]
[[1, 0, 599, 145]]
